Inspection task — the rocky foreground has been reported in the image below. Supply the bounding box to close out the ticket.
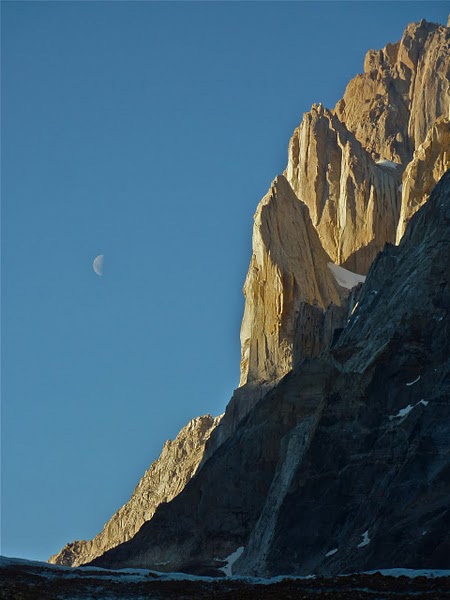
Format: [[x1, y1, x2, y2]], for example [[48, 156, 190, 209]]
[[1, 558, 450, 600]]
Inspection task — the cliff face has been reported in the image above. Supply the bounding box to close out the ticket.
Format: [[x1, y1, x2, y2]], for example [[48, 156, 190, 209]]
[[396, 116, 450, 242], [335, 19, 450, 163], [49, 415, 220, 567], [239, 175, 343, 388], [237, 171, 450, 576], [51, 18, 450, 575], [285, 104, 402, 273], [90, 172, 450, 576], [285, 20, 449, 274], [207, 17, 449, 458]]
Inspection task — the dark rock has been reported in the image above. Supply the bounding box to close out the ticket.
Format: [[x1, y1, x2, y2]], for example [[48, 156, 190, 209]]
[[91, 172, 450, 577]]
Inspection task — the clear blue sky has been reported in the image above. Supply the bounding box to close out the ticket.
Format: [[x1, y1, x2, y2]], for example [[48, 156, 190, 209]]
[[2, 1, 448, 562]]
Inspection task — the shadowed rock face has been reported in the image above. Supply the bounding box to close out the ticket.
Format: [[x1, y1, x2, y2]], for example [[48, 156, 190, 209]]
[[238, 172, 450, 576], [90, 171, 450, 576]]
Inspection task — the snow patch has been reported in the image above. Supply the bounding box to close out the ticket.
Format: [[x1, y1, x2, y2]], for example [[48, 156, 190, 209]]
[[219, 546, 245, 577], [406, 375, 421, 386], [389, 404, 413, 420], [364, 568, 450, 578], [389, 398, 428, 421], [376, 159, 400, 170], [325, 548, 338, 557], [357, 530, 371, 548], [350, 302, 359, 315], [327, 263, 366, 290]]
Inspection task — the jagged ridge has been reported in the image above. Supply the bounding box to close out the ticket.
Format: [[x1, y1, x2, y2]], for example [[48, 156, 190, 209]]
[[49, 414, 220, 566]]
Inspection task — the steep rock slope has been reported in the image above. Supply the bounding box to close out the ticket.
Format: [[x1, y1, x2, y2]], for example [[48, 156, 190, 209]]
[[204, 175, 348, 463], [396, 116, 450, 242], [237, 170, 450, 576], [286, 20, 450, 273], [285, 104, 402, 273], [335, 19, 450, 163], [90, 171, 450, 576], [239, 174, 343, 388], [49, 415, 220, 567]]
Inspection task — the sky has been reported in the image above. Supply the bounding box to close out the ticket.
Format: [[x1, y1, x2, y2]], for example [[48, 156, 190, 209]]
[[2, 1, 449, 563]]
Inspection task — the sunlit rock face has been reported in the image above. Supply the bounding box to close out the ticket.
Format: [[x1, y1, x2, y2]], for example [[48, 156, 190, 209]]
[[203, 175, 348, 464], [396, 117, 450, 243], [49, 414, 220, 567], [285, 104, 402, 274], [284, 19, 449, 275], [335, 19, 450, 163], [239, 174, 343, 388]]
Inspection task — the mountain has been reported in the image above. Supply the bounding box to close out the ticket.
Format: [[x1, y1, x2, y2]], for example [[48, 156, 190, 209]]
[[51, 17, 450, 576]]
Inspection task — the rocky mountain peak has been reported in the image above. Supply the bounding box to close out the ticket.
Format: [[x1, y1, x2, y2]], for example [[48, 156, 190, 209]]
[[336, 19, 449, 163]]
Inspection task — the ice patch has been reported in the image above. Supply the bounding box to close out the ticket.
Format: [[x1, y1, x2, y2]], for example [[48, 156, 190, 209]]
[[325, 548, 338, 557], [357, 530, 370, 548], [406, 375, 420, 386], [328, 263, 366, 290], [220, 546, 245, 577]]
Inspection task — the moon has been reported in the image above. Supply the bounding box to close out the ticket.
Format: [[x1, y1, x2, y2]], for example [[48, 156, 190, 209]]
[[93, 254, 104, 276]]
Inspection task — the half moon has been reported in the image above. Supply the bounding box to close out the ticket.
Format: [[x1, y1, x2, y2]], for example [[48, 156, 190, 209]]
[[93, 254, 104, 276]]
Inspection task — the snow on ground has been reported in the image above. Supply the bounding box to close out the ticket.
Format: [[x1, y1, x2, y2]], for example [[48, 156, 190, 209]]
[[376, 159, 400, 170], [219, 546, 245, 577], [327, 263, 366, 290], [406, 375, 421, 386], [3, 555, 450, 586], [364, 568, 450, 578], [357, 531, 371, 548]]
